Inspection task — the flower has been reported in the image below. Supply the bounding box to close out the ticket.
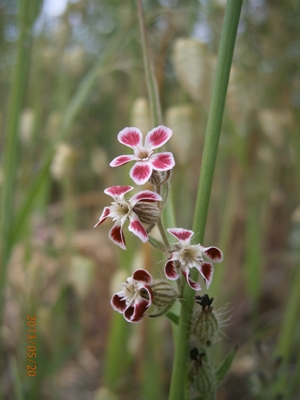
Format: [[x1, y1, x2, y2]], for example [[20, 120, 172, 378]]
[[164, 228, 223, 291], [111, 269, 154, 323], [110, 126, 175, 185], [94, 186, 162, 250]]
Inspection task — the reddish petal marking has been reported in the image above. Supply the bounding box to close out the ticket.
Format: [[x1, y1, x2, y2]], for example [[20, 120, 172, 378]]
[[94, 207, 111, 228], [130, 190, 162, 205], [150, 152, 175, 171], [128, 218, 148, 243], [145, 125, 172, 149], [182, 270, 201, 291], [110, 154, 136, 167], [133, 269, 153, 284], [105, 185, 133, 198], [130, 300, 149, 322], [165, 260, 180, 280], [144, 285, 154, 303], [199, 262, 214, 289], [111, 294, 127, 312], [202, 246, 223, 262], [130, 162, 152, 185], [109, 224, 126, 250], [167, 228, 194, 242], [123, 305, 135, 322], [118, 127, 142, 148]]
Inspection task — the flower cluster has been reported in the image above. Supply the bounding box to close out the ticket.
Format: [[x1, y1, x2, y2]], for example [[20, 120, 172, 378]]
[[95, 125, 223, 323]]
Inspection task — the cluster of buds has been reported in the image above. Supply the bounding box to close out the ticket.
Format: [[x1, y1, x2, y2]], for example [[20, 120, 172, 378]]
[[94, 125, 223, 323]]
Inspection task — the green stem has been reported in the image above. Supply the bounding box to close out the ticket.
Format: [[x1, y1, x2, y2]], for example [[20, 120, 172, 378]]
[[136, 0, 163, 127], [136, 0, 171, 250], [168, 1, 243, 399]]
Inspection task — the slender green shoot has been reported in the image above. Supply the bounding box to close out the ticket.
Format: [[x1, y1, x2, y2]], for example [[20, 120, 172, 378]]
[[168, 1, 243, 399]]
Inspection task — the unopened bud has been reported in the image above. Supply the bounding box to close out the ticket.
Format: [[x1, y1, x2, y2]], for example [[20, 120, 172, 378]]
[[133, 202, 161, 226], [188, 348, 215, 396], [191, 295, 220, 347], [148, 170, 172, 187], [149, 280, 179, 318], [151, 280, 179, 308]]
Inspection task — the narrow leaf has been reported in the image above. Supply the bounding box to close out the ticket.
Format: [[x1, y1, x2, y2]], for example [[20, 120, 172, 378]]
[[166, 312, 179, 325], [215, 345, 238, 385]]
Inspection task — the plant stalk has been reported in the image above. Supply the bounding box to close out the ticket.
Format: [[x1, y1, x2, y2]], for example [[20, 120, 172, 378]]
[[168, 1, 243, 399]]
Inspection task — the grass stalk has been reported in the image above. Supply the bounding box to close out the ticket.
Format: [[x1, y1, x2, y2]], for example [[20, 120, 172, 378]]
[[0, 0, 41, 346], [168, 1, 243, 398]]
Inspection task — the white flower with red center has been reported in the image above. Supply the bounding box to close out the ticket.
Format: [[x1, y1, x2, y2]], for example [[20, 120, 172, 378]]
[[110, 126, 175, 185], [111, 269, 153, 323], [94, 186, 162, 250], [164, 228, 223, 291]]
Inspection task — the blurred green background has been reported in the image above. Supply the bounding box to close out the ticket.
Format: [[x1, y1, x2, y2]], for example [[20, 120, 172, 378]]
[[0, 0, 299, 399]]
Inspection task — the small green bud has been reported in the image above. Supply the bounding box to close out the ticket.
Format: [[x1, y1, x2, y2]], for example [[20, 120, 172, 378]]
[[188, 348, 215, 396], [191, 295, 220, 347], [149, 280, 179, 317], [133, 202, 161, 227], [148, 169, 172, 187]]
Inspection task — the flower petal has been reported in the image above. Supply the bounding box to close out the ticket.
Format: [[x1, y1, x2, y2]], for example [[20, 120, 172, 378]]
[[145, 126, 172, 150], [129, 162, 152, 185], [111, 293, 127, 313], [123, 305, 135, 322], [128, 300, 150, 323], [182, 269, 201, 291], [110, 154, 137, 167], [200, 246, 223, 263], [164, 259, 180, 280], [128, 216, 148, 243], [199, 262, 214, 289], [150, 152, 175, 171], [104, 185, 133, 198], [130, 190, 162, 205], [109, 223, 126, 250], [94, 206, 111, 228], [118, 127, 143, 149], [167, 228, 194, 242], [133, 269, 153, 284]]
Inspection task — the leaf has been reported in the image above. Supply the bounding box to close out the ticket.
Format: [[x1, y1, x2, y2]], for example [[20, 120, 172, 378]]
[[165, 311, 179, 325], [215, 345, 238, 385]]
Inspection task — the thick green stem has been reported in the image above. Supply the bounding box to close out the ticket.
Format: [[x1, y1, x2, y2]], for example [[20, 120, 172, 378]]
[[168, 1, 243, 399]]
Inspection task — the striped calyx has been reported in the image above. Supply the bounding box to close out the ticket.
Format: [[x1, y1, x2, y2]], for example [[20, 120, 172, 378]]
[[133, 202, 161, 226], [151, 280, 179, 308], [188, 348, 215, 396], [191, 295, 220, 347], [148, 169, 172, 187]]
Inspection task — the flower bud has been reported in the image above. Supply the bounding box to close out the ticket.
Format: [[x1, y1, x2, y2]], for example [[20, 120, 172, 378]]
[[133, 202, 161, 227], [149, 280, 179, 318], [191, 295, 220, 347], [148, 170, 172, 187], [188, 348, 215, 396], [151, 280, 179, 308]]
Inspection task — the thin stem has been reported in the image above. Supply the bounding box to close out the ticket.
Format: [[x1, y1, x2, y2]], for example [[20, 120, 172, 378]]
[[136, 0, 170, 250], [157, 218, 170, 249], [168, 1, 243, 399], [136, 0, 163, 127]]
